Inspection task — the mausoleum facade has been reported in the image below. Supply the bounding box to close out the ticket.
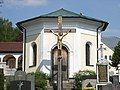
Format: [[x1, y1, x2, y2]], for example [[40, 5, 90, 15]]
[[17, 8, 108, 78]]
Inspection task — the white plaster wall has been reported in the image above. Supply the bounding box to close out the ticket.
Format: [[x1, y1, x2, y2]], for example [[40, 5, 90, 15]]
[[25, 32, 42, 73], [24, 18, 102, 77], [42, 27, 75, 77], [102, 43, 114, 59], [41, 27, 99, 77], [80, 29, 97, 72]]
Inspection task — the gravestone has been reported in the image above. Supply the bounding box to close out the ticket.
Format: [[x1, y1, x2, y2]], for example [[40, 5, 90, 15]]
[[102, 84, 112, 90], [10, 80, 31, 90], [97, 64, 108, 82], [111, 76, 119, 85], [15, 70, 26, 80], [96, 44, 110, 90], [9, 70, 34, 90], [102, 84, 120, 90], [26, 74, 35, 90]]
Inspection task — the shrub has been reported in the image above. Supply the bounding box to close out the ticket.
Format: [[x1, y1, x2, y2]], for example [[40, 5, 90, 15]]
[[74, 70, 96, 90], [31, 71, 49, 90], [0, 73, 4, 90]]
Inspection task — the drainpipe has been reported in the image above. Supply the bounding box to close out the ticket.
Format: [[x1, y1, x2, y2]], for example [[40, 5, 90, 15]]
[[16, 24, 26, 72], [96, 23, 104, 63]]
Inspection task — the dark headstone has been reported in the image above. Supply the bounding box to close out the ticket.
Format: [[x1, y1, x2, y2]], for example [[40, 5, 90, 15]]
[[10, 80, 31, 90], [101, 84, 120, 90], [112, 76, 119, 85], [102, 84, 113, 90], [9, 71, 35, 90]]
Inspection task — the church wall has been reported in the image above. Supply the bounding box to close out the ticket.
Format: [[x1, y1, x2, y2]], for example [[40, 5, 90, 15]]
[[23, 18, 103, 77], [25, 31, 42, 73], [42, 30, 75, 76], [40, 26, 99, 77], [80, 29, 97, 72]]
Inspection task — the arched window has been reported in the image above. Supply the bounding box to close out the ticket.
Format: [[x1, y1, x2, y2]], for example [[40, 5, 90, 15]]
[[18, 55, 23, 70], [105, 55, 107, 60], [86, 42, 92, 66], [30, 42, 37, 67], [109, 55, 112, 60], [32, 43, 37, 66], [3, 55, 16, 68]]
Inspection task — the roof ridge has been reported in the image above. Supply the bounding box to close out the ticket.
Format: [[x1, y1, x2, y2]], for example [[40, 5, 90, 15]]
[[59, 8, 80, 15], [41, 8, 80, 17]]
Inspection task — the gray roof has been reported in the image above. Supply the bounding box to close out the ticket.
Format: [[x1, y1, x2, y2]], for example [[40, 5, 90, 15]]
[[102, 36, 120, 51]]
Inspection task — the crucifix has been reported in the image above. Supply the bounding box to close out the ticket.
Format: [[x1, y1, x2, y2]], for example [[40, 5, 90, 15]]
[[98, 44, 106, 62], [96, 44, 109, 86], [50, 16, 71, 90]]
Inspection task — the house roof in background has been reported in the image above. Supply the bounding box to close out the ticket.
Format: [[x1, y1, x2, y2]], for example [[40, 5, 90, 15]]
[[102, 36, 120, 51], [0, 42, 23, 53]]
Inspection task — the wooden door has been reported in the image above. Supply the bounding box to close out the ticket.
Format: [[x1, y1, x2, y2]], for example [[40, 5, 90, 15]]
[[52, 46, 68, 80]]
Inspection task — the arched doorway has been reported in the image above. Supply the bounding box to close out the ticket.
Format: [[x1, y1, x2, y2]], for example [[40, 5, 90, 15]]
[[51, 45, 69, 80], [3, 55, 16, 68]]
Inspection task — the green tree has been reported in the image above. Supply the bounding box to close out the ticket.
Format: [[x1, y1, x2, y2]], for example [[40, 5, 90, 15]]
[[111, 41, 120, 69], [0, 18, 21, 42]]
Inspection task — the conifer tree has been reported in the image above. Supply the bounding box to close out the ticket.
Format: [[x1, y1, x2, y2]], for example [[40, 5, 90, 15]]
[[111, 41, 120, 69]]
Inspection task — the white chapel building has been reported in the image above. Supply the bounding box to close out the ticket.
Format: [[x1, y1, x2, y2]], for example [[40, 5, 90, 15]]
[[16, 8, 108, 78]]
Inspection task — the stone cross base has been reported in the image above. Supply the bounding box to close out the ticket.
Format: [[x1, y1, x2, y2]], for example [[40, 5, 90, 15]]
[[46, 79, 75, 90]]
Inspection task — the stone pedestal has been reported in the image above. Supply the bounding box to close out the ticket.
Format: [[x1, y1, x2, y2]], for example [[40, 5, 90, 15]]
[[46, 79, 75, 90], [96, 60, 110, 90]]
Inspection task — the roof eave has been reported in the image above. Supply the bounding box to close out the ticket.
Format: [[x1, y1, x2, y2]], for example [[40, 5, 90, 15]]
[[16, 16, 109, 31], [102, 22, 109, 31]]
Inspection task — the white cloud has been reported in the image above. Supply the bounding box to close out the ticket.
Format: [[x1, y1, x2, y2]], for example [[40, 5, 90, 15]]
[[4, 0, 48, 7]]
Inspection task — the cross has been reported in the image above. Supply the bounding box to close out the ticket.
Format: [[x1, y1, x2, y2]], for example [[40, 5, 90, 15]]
[[98, 44, 106, 61], [50, 16, 71, 90], [50, 16, 71, 56], [17, 81, 23, 90]]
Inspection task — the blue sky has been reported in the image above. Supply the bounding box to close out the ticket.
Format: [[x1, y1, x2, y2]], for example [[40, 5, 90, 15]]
[[1, 0, 120, 37]]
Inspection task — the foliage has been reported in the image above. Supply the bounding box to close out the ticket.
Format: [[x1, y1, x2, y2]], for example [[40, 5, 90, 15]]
[[31, 71, 49, 90], [73, 70, 96, 90], [111, 41, 120, 69], [0, 18, 21, 42], [0, 73, 4, 90]]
